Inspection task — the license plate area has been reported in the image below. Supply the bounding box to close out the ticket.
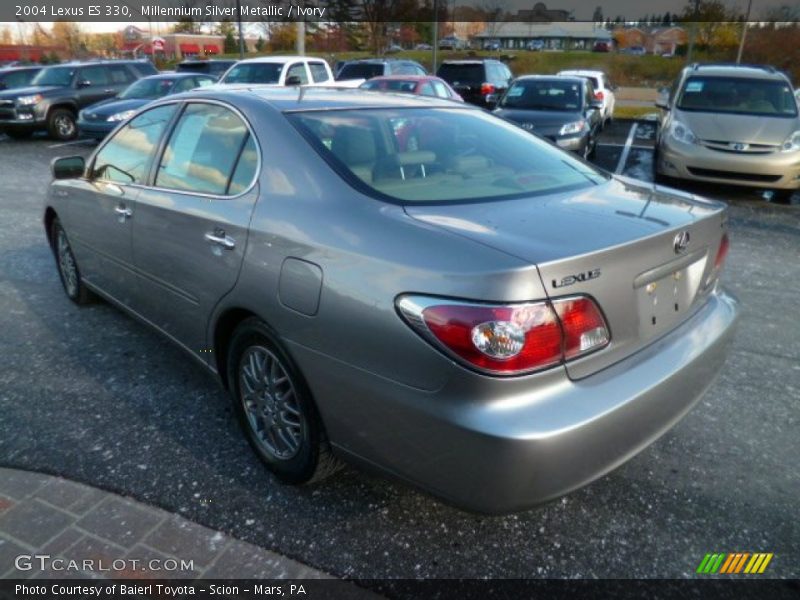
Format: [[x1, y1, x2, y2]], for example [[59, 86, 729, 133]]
[[635, 250, 708, 340]]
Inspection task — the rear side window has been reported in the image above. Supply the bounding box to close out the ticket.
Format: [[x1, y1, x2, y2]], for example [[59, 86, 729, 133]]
[[92, 104, 177, 184], [132, 61, 158, 76], [228, 136, 259, 195], [309, 62, 330, 83], [79, 66, 110, 86], [156, 103, 252, 195], [432, 81, 450, 98], [110, 65, 133, 84]]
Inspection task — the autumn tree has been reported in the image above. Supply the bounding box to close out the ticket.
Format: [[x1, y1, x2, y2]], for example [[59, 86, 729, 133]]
[[51, 21, 85, 56]]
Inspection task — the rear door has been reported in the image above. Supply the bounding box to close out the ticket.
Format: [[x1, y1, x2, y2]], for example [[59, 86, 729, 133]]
[[63, 104, 178, 306], [131, 101, 260, 357]]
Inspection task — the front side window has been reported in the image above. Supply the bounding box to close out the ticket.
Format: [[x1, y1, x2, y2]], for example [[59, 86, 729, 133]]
[[221, 63, 283, 84], [499, 80, 584, 111], [286, 63, 309, 84], [156, 103, 252, 195], [677, 76, 798, 116], [92, 104, 177, 184], [289, 108, 608, 203]]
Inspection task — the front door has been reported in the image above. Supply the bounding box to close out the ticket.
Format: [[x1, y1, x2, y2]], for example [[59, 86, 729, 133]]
[[64, 104, 178, 305], [131, 102, 260, 357]]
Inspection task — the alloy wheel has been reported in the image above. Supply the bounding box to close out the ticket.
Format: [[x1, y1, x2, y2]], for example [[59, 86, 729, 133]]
[[56, 228, 79, 298], [238, 345, 304, 460]]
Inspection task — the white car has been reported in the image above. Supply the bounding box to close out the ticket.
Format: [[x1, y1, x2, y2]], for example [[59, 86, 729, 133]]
[[558, 69, 616, 125], [215, 56, 334, 88]]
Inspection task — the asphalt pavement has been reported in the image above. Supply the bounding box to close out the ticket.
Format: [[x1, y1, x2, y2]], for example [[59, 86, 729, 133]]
[[0, 127, 798, 580]]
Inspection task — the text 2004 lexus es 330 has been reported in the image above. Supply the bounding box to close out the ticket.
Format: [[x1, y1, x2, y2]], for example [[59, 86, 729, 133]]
[[44, 88, 738, 513]]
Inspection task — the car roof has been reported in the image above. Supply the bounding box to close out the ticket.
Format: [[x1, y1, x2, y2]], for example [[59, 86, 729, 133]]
[[143, 72, 212, 80], [515, 74, 587, 84], [42, 60, 150, 68], [235, 55, 326, 64], [180, 58, 235, 63], [366, 75, 436, 81], [440, 60, 496, 65], [195, 86, 475, 112], [0, 66, 41, 73], [685, 64, 786, 80], [559, 69, 606, 77]]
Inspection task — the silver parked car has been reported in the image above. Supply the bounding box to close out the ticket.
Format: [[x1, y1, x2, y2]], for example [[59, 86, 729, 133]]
[[45, 88, 739, 513]]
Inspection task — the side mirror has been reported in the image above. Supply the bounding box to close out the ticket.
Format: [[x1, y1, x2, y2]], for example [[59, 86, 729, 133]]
[[51, 155, 85, 179], [285, 75, 302, 86], [589, 99, 603, 109], [655, 98, 670, 110], [485, 93, 498, 108], [76, 79, 91, 88]]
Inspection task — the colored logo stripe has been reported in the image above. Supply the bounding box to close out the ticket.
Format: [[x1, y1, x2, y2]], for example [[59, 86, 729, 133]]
[[698, 553, 773, 574]]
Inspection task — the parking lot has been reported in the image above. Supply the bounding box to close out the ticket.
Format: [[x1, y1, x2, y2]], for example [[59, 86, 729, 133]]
[[0, 124, 798, 580]]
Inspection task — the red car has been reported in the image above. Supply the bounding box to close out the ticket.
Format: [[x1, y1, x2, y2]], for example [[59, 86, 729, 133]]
[[359, 75, 464, 102]]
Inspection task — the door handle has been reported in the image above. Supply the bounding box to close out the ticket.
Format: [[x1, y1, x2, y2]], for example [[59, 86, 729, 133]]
[[114, 205, 132, 220], [204, 230, 236, 250], [104, 89, 115, 93]]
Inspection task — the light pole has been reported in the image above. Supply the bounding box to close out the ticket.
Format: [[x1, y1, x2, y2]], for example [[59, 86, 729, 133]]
[[432, 0, 439, 72], [236, 0, 245, 58], [736, 0, 753, 64]]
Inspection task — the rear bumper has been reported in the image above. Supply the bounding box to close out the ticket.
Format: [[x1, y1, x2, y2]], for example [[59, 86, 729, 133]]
[[658, 138, 800, 190], [294, 289, 739, 513]]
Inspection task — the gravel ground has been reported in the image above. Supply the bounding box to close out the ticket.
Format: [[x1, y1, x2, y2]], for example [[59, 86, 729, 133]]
[[0, 132, 797, 580]]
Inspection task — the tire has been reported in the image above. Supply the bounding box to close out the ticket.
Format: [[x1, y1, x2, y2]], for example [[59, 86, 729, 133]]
[[51, 218, 94, 305], [5, 129, 33, 140], [227, 318, 342, 484], [47, 108, 77, 141], [770, 190, 795, 204]]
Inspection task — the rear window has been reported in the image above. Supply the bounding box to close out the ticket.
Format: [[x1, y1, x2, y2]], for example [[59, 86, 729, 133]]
[[177, 62, 209, 73], [499, 79, 584, 111], [288, 108, 607, 204], [222, 63, 284, 84], [678, 76, 798, 117], [337, 63, 385, 81], [437, 63, 484, 84]]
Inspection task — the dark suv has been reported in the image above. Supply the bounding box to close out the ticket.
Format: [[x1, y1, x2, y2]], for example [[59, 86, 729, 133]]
[[436, 59, 513, 107], [335, 59, 427, 81], [0, 60, 157, 140]]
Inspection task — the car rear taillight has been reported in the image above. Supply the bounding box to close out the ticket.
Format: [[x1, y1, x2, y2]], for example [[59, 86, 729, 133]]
[[397, 296, 610, 376], [594, 90, 604, 101], [714, 233, 729, 270], [480, 82, 496, 96]]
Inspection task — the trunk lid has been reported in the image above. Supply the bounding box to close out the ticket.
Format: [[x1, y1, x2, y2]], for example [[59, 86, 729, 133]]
[[405, 176, 729, 379]]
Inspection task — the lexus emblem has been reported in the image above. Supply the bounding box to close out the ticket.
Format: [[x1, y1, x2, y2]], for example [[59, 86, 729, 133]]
[[673, 231, 691, 254]]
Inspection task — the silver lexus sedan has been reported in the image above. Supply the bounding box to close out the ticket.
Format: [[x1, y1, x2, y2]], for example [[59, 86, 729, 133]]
[[44, 87, 739, 513]]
